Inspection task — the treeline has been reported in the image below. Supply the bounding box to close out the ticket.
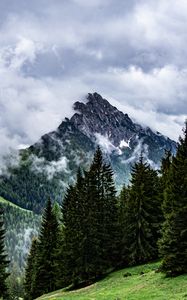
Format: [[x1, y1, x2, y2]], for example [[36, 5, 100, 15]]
[[0, 122, 186, 300]]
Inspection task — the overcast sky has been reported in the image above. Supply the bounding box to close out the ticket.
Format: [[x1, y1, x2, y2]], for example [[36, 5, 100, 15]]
[[0, 0, 187, 159]]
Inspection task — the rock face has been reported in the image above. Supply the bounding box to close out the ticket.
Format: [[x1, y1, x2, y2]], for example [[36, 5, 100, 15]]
[[72, 93, 136, 144], [0, 93, 177, 212], [29, 92, 176, 187]]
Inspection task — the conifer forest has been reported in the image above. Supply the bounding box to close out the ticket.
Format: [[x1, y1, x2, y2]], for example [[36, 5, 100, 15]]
[[0, 121, 186, 300]]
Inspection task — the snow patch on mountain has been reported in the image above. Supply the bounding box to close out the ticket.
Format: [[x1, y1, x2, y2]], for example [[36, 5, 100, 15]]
[[119, 140, 130, 149], [95, 133, 117, 154], [121, 139, 143, 164]]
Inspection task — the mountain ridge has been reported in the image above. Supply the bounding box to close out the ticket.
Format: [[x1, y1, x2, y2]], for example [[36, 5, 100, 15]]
[[31, 92, 176, 160], [0, 92, 177, 213]]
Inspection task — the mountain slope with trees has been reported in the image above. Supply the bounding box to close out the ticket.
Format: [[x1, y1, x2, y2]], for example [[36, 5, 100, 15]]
[[159, 121, 187, 276], [23, 121, 187, 300], [0, 196, 40, 272], [0, 206, 9, 299], [0, 93, 177, 213]]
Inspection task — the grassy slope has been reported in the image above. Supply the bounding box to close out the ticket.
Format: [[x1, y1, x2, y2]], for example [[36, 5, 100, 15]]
[[37, 262, 187, 300]]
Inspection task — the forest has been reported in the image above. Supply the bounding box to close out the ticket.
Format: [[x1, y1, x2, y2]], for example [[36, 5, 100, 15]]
[[0, 121, 187, 300]]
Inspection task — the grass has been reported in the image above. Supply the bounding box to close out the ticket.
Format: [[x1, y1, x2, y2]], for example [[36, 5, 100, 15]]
[[36, 262, 187, 300]]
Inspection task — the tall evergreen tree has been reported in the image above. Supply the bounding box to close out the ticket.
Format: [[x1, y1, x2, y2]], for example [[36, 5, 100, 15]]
[[61, 147, 118, 287], [118, 185, 130, 266], [83, 147, 118, 276], [30, 199, 60, 299], [24, 237, 38, 300], [61, 180, 84, 286], [123, 155, 161, 265], [159, 122, 187, 276], [159, 150, 173, 215], [101, 162, 119, 267], [0, 207, 9, 299]]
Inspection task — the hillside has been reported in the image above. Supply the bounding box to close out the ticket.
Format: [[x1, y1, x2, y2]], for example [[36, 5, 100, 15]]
[[0, 196, 41, 271], [37, 262, 187, 300]]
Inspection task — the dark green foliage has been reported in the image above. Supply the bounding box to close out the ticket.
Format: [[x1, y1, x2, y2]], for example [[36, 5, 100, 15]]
[[0, 161, 63, 213], [26, 199, 60, 299], [87, 148, 118, 274], [159, 122, 187, 276], [121, 155, 161, 266], [118, 185, 130, 266], [100, 163, 119, 268], [24, 238, 38, 300], [60, 183, 82, 286], [7, 264, 24, 300], [61, 148, 119, 287], [0, 207, 9, 299], [159, 150, 173, 215]]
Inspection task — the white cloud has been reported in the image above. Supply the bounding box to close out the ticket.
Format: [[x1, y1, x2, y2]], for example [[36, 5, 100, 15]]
[[121, 139, 143, 165], [0, 0, 186, 162], [72, 0, 111, 8], [95, 133, 121, 155], [30, 154, 69, 180]]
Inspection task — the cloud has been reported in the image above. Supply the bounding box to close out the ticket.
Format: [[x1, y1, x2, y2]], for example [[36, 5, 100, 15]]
[[95, 133, 119, 154], [0, 0, 186, 162], [30, 154, 69, 180], [121, 139, 160, 169]]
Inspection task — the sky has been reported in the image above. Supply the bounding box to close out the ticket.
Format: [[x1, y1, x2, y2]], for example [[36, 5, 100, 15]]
[[0, 0, 187, 160]]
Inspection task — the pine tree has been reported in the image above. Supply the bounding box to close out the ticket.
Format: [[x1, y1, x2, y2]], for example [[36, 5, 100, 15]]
[[123, 155, 161, 265], [159, 122, 187, 276], [118, 185, 130, 266], [61, 147, 118, 287], [101, 162, 119, 268], [61, 181, 83, 286], [24, 237, 38, 300], [84, 147, 118, 276], [159, 150, 173, 215], [0, 207, 9, 299], [31, 199, 60, 298]]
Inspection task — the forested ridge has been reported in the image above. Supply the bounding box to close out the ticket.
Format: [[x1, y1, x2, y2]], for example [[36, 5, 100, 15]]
[[0, 122, 186, 300]]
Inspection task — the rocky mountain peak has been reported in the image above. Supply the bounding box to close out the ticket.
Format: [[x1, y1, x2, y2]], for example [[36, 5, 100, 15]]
[[71, 93, 135, 145], [0, 92, 177, 213], [73, 92, 115, 115]]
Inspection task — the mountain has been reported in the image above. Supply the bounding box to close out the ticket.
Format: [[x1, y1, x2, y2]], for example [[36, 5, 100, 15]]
[[0, 93, 177, 213]]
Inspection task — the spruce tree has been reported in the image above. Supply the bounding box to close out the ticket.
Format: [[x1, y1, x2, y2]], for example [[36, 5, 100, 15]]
[[24, 237, 38, 300], [61, 181, 84, 286], [159, 122, 187, 276], [84, 147, 118, 276], [31, 199, 60, 298], [101, 162, 119, 268], [61, 147, 118, 286], [123, 155, 161, 265], [0, 207, 9, 299], [118, 185, 130, 266], [159, 150, 173, 215]]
